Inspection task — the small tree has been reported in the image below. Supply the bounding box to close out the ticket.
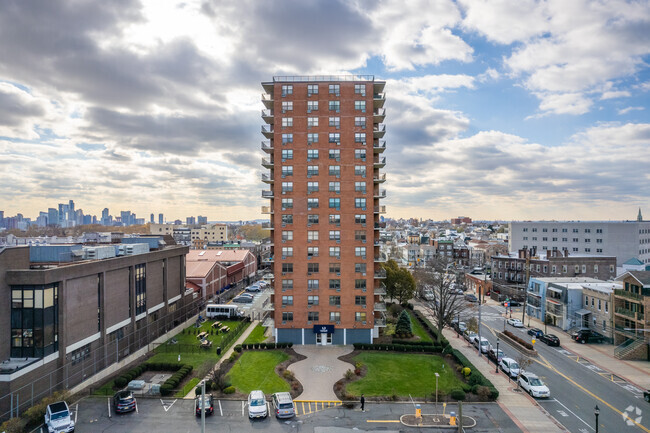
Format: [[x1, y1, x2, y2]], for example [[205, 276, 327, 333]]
[[467, 317, 478, 333], [383, 260, 417, 304], [514, 354, 533, 390], [395, 310, 413, 337]]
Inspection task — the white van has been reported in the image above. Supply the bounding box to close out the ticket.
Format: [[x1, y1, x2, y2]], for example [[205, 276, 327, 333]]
[[500, 357, 520, 378]]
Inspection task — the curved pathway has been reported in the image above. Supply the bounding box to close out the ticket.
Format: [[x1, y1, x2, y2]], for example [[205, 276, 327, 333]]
[[290, 345, 354, 401]]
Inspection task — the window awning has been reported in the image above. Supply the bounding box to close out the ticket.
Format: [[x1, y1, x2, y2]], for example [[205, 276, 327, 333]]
[[547, 299, 561, 305]]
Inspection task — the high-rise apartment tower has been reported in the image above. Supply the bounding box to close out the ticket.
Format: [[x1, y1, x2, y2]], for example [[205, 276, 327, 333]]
[[261, 75, 387, 345]]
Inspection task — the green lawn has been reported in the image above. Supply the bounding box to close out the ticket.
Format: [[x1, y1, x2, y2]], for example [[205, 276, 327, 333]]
[[408, 310, 433, 342], [243, 323, 267, 344], [227, 351, 290, 394], [346, 352, 463, 397]]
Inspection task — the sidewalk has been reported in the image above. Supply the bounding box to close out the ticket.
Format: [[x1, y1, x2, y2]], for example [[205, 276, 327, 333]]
[[416, 306, 566, 433], [486, 298, 650, 390]]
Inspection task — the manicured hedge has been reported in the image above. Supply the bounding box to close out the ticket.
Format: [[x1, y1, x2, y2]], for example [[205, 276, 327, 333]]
[[352, 343, 442, 353], [449, 349, 499, 400], [240, 342, 293, 350], [412, 310, 450, 348], [504, 330, 534, 350], [113, 361, 192, 396]]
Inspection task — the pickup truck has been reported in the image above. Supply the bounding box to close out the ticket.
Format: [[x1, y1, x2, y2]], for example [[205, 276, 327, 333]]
[[571, 329, 606, 344]]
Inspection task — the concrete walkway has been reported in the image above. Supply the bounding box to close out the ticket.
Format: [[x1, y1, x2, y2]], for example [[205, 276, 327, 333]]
[[290, 345, 354, 401]]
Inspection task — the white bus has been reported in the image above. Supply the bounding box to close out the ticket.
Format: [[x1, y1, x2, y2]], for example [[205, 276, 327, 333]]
[[205, 304, 240, 319]]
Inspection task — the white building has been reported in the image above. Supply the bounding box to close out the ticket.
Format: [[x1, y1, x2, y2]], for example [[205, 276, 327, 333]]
[[509, 221, 650, 266]]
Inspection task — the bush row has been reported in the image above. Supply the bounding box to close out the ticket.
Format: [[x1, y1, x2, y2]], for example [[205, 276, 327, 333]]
[[160, 364, 193, 396], [239, 342, 293, 350], [450, 349, 499, 401], [504, 330, 534, 350], [391, 340, 435, 346], [412, 310, 450, 348], [352, 343, 442, 353], [114, 362, 184, 388]]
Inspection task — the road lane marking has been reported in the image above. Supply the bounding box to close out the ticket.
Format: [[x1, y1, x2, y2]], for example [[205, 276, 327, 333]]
[[218, 399, 223, 416], [552, 399, 595, 432], [75, 404, 78, 424], [367, 420, 401, 423], [160, 399, 177, 412], [241, 401, 245, 417]]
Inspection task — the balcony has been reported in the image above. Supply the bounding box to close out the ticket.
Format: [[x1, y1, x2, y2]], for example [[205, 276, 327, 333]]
[[261, 206, 273, 214], [374, 173, 386, 183], [374, 205, 386, 214], [261, 109, 273, 124], [374, 189, 386, 199], [373, 140, 386, 153], [374, 302, 387, 312], [374, 255, 387, 263], [615, 307, 644, 321], [261, 190, 274, 199], [263, 255, 274, 264], [373, 108, 386, 122], [374, 314, 387, 327], [261, 125, 274, 138], [374, 283, 386, 295], [546, 303, 564, 317], [373, 157, 386, 168], [614, 289, 643, 302], [262, 157, 273, 168], [261, 93, 273, 108], [373, 92, 386, 108], [374, 222, 381, 231], [373, 124, 386, 138], [261, 173, 274, 184], [374, 269, 386, 279], [261, 140, 274, 153]]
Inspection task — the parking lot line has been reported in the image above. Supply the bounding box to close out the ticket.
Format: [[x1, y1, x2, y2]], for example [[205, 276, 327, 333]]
[[241, 400, 245, 417], [107, 397, 111, 418]]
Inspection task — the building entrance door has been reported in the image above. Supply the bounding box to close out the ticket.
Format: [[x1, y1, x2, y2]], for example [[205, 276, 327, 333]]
[[320, 333, 328, 345]]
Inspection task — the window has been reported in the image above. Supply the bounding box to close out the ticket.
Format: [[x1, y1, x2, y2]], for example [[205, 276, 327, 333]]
[[354, 84, 366, 95], [307, 133, 319, 143], [281, 214, 293, 224], [532, 237, 537, 241], [329, 279, 341, 290], [542, 237, 547, 241], [307, 149, 319, 160], [604, 301, 608, 313], [308, 279, 319, 290], [329, 149, 340, 160], [281, 166, 293, 176], [355, 296, 366, 306], [329, 295, 341, 306], [355, 181, 366, 193], [329, 132, 340, 143], [596, 239, 602, 243], [355, 132, 366, 143], [329, 117, 340, 128], [308, 295, 319, 306], [523, 228, 528, 232], [307, 263, 319, 273], [281, 101, 293, 111], [355, 100, 366, 112], [282, 149, 293, 160], [355, 166, 366, 176], [591, 297, 594, 307], [562, 265, 568, 273], [562, 228, 568, 232], [573, 247, 579, 252], [282, 312, 293, 322], [329, 84, 340, 95], [609, 264, 615, 272], [582, 265, 587, 273], [307, 198, 319, 209], [307, 165, 318, 176], [552, 228, 557, 232], [281, 230, 293, 241], [355, 198, 366, 209], [355, 247, 366, 257], [598, 299, 601, 310], [307, 247, 319, 258], [585, 296, 589, 306], [281, 247, 293, 257], [575, 265, 580, 273], [523, 237, 528, 241], [281, 84, 293, 96], [329, 165, 341, 176], [70, 344, 91, 365], [329, 214, 341, 225], [329, 263, 341, 273], [281, 182, 293, 193], [135, 264, 146, 315], [329, 230, 341, 241], [307, 181, 319, 193], [329, 100, 340, 112], [355, 312, 367, 322], [355, 231, 366, 242], [282, 263, 293, 273], [355, 149, 366, 160], [307, 100, 318, 112], [282, 117, 293, 127], [307, 117, 318, 128], [573, 228, 579, 233], [11, 283, 59, 358], [329, 198, 341, 210], [307, 84, 318, 96], [562, 238, 567, 242], [355, 214, 367, 224], [329, 181, 340, 193], [585, 228, 591, 233], [597, 248, 603, 253], [594, 264, 598, 273], [282, 280, 293, 290], [308, 311, 319, 321], [355, 116, 366, 128], [573, 238, 579, 242], [355, 279, 366, 289], [281, 198, 293, 209], [355, 263, 367, 273], [282, 133, 293, 144], [330, 311, 341, 322], [542, 228, 548, 232], [585, 238, 591, 243], [329, 246, 341, 257], [532, 228, 537, 232], [282, 296, 293, 306], [308, 214, 319, 224], [551, 265, 556, 273]]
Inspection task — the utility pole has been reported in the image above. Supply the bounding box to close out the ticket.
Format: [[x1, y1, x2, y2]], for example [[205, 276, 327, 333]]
[[521, 251, 530, 324], [477, 278, 482, 357], [201, 380, 206, 433]]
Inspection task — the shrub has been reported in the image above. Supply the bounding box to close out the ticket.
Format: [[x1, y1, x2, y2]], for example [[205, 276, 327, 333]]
[[282, 370, 294, 380], [114, 376, 128, 388], [223, 386, 236, 394], [234, 345, 242, 353], [462, 367, 471, 378], [450, 388, 466, 401], [395, 310, 413, 337], [160, 384, 173, 396], [0, 417, 25, 433], [477, 386, 492, 401], [344, 369, 355, 380], [229, 352, 238, 362], [468, 374, 483, 387]]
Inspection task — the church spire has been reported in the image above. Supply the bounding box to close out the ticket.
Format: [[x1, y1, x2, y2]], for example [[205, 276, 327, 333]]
[[638, 208, 643, 221]]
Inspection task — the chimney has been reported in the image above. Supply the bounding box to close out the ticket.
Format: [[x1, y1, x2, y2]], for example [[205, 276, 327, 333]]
[[546, 250, 552, 259], [563, 248, 569, 257], [518, 249, 526, 259]]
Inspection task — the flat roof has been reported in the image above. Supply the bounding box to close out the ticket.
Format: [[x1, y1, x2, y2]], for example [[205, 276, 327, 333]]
[[267, 75, 383, 83]]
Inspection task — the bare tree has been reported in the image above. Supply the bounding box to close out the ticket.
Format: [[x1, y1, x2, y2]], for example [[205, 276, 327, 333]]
[[415, 257, 470, 332], [514, 354, 533, 390]]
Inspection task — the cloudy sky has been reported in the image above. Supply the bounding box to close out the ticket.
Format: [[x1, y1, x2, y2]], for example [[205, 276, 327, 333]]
[[1, 0, 649, 222]]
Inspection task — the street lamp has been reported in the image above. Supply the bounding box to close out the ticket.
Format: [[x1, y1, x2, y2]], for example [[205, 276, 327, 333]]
[[594, 405, 599, 433], [495, 338, 500, 373], [434, 372, 440, 412]]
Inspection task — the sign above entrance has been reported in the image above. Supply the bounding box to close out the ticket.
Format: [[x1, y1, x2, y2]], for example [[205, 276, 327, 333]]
[[313, 324, 335, 334]]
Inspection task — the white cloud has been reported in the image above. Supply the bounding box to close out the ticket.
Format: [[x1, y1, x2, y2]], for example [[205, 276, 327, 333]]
[[600, 90, 631, 100], [535, 92, 593, 116], [618, 106, 644, 115]]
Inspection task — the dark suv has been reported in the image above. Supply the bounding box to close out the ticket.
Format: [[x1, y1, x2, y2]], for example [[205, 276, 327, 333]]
[[571, 329, 605, 344]]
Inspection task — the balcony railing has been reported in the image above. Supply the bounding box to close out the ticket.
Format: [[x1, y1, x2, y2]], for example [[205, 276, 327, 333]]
[[614, 289, 643, 301], [373, 157, 386, 168], [373, 124, 386, 138], [261, 140, 273, 153], [374, 205, 386, 214], [374, 140, 386, 152], [261, 125, 274, 138], [261, 173, 273, 183], [374, 256, 387, 262], [374, 302, 387, 312], [374, 317, 387, 327], [373, 108, 386, 121], [263, 256, 274, 263], [615, 307, 644, 321], [262, 157, 273, 168], [374, 173, 386, 183], [261, 109, 274, 124], [374, 269, 386, 279], [261, 190, 274, 199], [374, 282, 386, 295], [546, 303, 564, 316], [261, 206, 273, 214]]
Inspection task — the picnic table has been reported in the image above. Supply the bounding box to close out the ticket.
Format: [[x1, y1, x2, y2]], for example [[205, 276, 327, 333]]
[[212, 321, 222, 328], [197, 331, 208, 340], [220, 326, 230, 333], [200, 339, 212, 348]]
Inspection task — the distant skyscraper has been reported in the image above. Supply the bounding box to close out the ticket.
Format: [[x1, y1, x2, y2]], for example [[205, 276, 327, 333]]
[[150, 213, 155, 223], [158, 213, 164, 224], [197, 216, 208, 225], [120, 211, 132, 226], [186, 216, 196, 225], [48, 208, 58, 227]]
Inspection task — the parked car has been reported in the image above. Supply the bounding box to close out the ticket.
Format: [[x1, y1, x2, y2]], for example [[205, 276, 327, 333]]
[[44, 401, 75, 433], [488, 347, 505, 364], [500, 357, 520, 378], [463, 330, 478, 344], [473, 337, 490, 353], [503, 300, 522, 307], [195, 393, 214, 416], [113, 390, 137, 414], [271, 392, 295, 418], [453, 321, 467, 333], [507, 318, 524, 328], [246, 285, 262, 293], [571, 329, 606, 344], [527, 328, 544, 338], [248, 390, 268, 419], [539, 333, 561, 346], [644, 389, 650, 403], [518, 371, 550, 398], [233, 294, 254, 303], [465, 294, 478, 303]]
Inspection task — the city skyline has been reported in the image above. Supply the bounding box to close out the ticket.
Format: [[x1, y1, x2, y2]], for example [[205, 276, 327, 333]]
[[1, 0, 649, 220]]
